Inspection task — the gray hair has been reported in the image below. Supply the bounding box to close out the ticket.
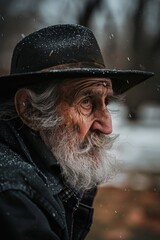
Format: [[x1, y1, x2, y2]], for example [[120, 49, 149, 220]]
[[0, 79, 123, 126], [0, 81, 62, 128]]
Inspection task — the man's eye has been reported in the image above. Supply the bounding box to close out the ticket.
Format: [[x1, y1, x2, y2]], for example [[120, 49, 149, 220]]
[[78, 97, 93, 115], [81, 98, 92, 109]]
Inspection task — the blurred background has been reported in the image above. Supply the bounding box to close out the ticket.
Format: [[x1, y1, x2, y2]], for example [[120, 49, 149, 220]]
[[0, 0, 160, 239]]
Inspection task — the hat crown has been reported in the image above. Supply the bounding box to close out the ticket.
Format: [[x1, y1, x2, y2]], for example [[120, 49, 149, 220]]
[[11, 24, 105, 74]]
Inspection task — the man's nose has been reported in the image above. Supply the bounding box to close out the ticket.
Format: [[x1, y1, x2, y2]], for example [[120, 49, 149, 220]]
[[91, 108, 112, 135]]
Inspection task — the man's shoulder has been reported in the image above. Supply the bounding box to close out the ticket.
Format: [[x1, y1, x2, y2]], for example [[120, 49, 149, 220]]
[[0, 141, 61, 195], [0, 142, 44, 188], [0, 142, 66, 230]]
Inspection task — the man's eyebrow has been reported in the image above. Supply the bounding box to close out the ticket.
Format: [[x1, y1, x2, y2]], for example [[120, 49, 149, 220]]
[[83, 90, 93, 96], [82, 89, 113, 97]]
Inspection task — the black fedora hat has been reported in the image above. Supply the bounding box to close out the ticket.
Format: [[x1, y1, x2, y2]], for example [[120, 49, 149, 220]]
[[0, 24, 154, 100]]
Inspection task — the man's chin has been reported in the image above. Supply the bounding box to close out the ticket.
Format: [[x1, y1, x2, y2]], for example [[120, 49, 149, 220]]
[[41, 126, 118, 191]]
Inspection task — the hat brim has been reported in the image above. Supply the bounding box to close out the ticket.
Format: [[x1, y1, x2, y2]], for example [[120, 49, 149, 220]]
[[1, 68, 154, 101]]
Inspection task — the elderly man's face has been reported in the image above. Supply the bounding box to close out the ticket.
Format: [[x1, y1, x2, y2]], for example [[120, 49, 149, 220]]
[[15, 77, 117, 191], [39, 78, 117, 191], [57, 78, 113, 141]]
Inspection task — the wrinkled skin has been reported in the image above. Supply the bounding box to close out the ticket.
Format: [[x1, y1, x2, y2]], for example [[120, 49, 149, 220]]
[[56, 78, 113, 141]]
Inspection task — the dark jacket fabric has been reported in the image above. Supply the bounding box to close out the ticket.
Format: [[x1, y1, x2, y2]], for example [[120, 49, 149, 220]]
[[0, 119, 97, 240]]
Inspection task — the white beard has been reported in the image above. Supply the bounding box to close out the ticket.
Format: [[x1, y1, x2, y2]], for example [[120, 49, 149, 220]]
[[41, 125, 119, 192]]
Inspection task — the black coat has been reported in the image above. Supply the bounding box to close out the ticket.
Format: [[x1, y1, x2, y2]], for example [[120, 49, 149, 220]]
[[0, 119, 96, 240]]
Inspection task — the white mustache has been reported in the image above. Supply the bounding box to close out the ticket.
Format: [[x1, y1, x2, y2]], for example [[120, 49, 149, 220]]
[[78, 131, 116, 154]]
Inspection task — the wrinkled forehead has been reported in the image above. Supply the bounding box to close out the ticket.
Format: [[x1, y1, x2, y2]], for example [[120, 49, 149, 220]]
[[61, 77, 112, 94]]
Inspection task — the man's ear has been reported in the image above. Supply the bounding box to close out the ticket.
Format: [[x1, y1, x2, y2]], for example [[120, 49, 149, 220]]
[[14, 89, 38, 131]]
